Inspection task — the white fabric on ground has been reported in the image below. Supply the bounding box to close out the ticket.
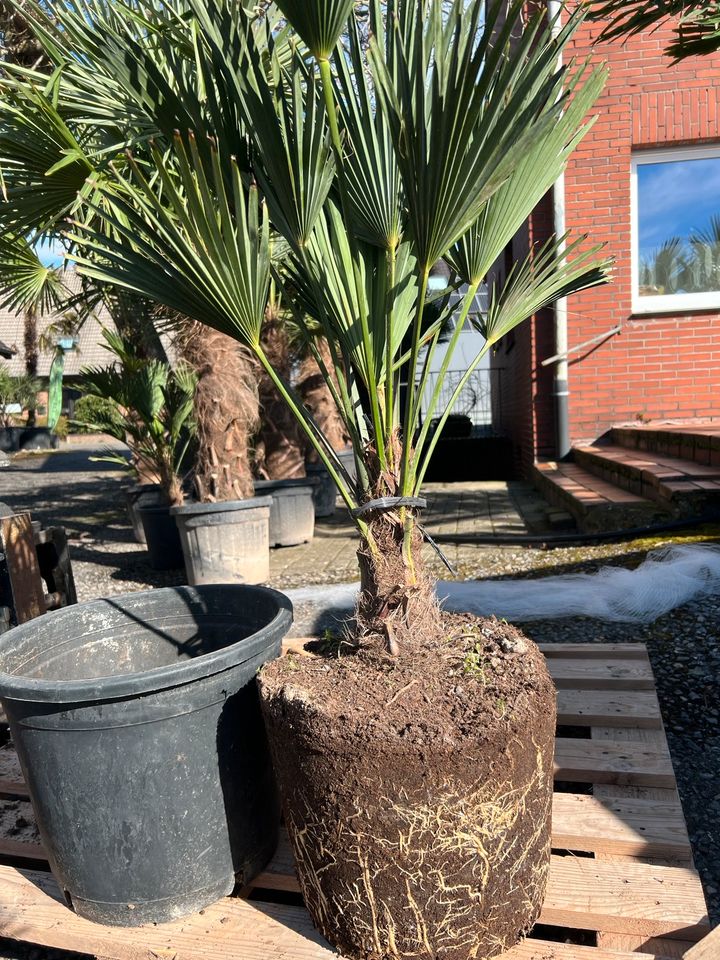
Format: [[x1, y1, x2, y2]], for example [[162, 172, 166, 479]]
[[286, 544, 720, 624]]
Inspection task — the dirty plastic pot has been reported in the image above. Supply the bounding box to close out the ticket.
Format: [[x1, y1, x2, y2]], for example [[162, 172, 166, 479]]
[[337, 447, 357, 485], [138, 502, 184, 570], [306, 463, 336, 518], [125, 483, 164, 544], [253, 479, 316, 547], [171, 497, 272, 585], [0, 584, 293, 926]]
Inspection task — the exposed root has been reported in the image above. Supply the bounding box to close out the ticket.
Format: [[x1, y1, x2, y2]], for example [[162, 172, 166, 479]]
[[285, 743, 552, 960]]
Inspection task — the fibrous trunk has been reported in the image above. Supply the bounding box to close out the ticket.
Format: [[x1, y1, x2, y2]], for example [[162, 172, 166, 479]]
[[296, 338, 348, 461], [256, 312, 305, 480], [176, 322, 258, 502], [356, 508, 441, 654]]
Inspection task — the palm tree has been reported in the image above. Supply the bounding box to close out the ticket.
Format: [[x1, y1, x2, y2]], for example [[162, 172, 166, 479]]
[[0, 0, 610, 648], [0, 3, 613, 955], [0, 1, 268, 505], [78, 329, 196, 506]]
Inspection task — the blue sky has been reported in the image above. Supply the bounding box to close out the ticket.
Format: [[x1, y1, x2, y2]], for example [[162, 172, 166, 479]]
[[638, 157, 720, 258], [36, 238, 65, 267]]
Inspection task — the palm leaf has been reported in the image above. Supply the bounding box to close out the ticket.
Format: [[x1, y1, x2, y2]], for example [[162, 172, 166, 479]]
[[69, 136, 270, 349], [0, 234, 69, 313], [447, 60, 607, 285], [369, 0, 576, 270], [274, 0, 355, 60]]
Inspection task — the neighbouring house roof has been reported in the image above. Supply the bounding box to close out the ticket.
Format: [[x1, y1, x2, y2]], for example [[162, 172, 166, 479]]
[[0, 268, 119, 378]]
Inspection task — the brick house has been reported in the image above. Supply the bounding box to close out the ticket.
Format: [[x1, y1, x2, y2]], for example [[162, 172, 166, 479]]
[[494, 9, 720, 529]]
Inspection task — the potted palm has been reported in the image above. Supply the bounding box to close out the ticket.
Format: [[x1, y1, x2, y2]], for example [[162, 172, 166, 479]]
[[1, 0, 610, 953], [76, 328, 197, 569], [253, 300, 318, 546]]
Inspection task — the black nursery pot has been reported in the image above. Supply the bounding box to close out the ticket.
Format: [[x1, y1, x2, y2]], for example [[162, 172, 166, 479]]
[[138, 502, 184, 569], [125, 483, 164, 544], [0, 584, 293, 926]]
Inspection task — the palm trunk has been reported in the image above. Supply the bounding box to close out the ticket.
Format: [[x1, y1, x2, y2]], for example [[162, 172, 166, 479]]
[[355, 436, 441, 653], [297, 337, 348, 460], [177, 322, 258, 502], [23, 308, 38, 427], [356, 510, 441, 654], [256, 311, 305, 480]]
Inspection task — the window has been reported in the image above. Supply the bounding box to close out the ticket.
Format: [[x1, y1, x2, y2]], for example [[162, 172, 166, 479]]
[[631, 144, 720, 313]]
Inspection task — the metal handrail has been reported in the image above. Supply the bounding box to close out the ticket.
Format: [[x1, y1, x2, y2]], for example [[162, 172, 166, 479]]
[[541, 324, 622, 367]]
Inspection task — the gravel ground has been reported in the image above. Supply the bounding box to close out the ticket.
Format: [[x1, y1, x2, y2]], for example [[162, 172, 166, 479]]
[[0, 441, 717, 958]]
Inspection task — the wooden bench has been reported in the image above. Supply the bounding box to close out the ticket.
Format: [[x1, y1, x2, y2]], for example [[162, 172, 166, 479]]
[[0, 512, 76, 629], [0, 641, 713, 960]]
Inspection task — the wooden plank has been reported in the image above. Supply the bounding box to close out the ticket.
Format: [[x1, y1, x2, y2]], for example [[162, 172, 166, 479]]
[[0, 865, 680, 960], [541, 858, 709, 940], [0, 779, 29, 801], [684, 925, 720, 959], [0, 838, 45, 862], [550, 659, 655, 690], [554, 738, 676, 788], [552, 794, 691, 859], [557, 690, 662, 727], [255, 840, 709, 941], [539, 643, 649, 660], [3, 789, 690, 878], [591, 720, 696, 957], [0, 514, 45, 625], [0, 738, 680, 801], [599, 937, 694, 959]]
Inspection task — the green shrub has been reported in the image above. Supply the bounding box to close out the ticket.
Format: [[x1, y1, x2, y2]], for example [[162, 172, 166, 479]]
[[71, 394, 122, 434], [53, 415, 69, 440]]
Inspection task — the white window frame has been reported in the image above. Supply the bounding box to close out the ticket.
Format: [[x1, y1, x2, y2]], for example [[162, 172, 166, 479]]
[[631, 143, 720, 315]]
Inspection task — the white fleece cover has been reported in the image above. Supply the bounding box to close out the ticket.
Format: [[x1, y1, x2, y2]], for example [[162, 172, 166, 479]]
[[286, 543, 720, 624]]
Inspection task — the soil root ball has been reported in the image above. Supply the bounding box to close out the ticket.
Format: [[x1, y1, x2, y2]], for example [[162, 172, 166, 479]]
[[259, 615, 556, 960]]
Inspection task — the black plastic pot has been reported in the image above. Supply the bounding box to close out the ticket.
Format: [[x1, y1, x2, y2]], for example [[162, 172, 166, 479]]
[[0, 427, 19, 452], [171, 497, 272, 585], [305, 463, 336, 518], [18, 427, 60, 451], [125, 483, 164, 544], [0, 584, 293, 926], [253, 478, 316, 547], [138, 502, 184, 569]]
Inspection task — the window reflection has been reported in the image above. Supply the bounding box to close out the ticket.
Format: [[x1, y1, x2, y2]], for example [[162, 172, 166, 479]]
[[637, 156, 720, 298]]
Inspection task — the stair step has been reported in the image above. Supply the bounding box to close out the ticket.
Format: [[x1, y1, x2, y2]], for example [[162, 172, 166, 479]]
[[611, 424, 720, 466], [575, 445, 720, 511], [533, 462, 670, 533]]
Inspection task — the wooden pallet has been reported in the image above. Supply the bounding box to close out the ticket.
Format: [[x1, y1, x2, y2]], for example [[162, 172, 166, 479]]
[[0, 642, 712, 960]]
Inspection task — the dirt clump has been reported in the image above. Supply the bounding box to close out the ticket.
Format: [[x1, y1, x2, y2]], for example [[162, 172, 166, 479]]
[[260, 613, 556, 960]]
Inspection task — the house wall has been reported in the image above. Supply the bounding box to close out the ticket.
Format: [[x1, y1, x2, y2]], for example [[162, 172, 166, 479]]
[[498, 9, 720, 470]]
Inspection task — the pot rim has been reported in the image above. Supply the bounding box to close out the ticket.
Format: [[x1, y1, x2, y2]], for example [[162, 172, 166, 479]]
[[170, 496, 273, 517], [0, 584, 293, 704], [253, 478, 318, 491]]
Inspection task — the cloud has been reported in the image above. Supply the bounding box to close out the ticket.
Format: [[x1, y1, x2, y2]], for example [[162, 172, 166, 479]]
[[638, 157, 720, 255]]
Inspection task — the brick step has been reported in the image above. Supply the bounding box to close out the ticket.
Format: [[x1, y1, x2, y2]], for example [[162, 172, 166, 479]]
[[533, 461, 672, 533], [611, 424, 720, 466], [575, 444, 720, 515]]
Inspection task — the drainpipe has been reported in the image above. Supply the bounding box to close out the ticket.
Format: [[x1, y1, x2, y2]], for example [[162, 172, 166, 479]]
[[547, 0, 571, 460]]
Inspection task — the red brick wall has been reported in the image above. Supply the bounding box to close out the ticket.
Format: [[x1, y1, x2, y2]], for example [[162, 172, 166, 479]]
[[499, 9, 720, 469]]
